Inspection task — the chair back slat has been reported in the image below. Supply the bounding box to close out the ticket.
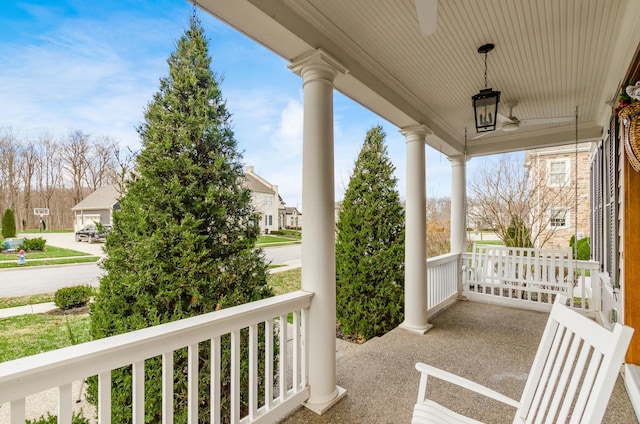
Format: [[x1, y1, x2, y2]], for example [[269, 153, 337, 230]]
[[517, 296, 633, 424], [545, 334, 582, 421], [555, 341, 591, 422], [524, 324, 564, 419]]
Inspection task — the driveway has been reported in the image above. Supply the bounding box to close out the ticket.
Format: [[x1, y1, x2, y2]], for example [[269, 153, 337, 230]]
[[18, 232, 105, 256]]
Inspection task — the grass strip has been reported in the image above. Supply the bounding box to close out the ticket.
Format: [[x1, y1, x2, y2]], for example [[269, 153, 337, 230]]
[[0, 293, 55, 309], [0, 256, 99, 269], [0, 245, 92, 259]]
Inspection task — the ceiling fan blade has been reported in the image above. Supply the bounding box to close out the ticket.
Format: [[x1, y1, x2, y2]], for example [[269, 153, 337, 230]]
[[472, 129, 497, 140], [497, 112, 516, 124], [520, 116, 574, 126], [414, 0, 437, 36]]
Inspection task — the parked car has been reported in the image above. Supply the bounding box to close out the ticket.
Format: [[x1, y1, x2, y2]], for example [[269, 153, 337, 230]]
[[75, 224, 112, 243]]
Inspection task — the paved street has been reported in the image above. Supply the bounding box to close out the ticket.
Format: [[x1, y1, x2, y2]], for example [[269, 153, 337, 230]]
[[0, 234, 301, 297], [0, 263, 103, 297]]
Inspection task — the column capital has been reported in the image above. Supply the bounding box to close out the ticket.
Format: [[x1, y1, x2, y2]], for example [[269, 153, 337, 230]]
[[448, 155, 468, 166], [400, 124, 432, 143], [289, 49, 347, 83]]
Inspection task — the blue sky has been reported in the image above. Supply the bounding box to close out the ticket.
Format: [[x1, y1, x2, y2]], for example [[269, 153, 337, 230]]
[[0, 0, 463, 208]]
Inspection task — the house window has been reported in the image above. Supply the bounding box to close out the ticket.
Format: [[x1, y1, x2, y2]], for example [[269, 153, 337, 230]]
[[550, 208, 569, 228], [268, 215, 272, 226], [264, 195, 273, 207], [548, 159, 569, 186]]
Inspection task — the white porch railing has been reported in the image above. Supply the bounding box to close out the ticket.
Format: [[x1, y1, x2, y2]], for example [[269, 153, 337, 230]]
[[461, 244, 600, 314], [0, 290, 313, 424], [426, 253, 460, 316]]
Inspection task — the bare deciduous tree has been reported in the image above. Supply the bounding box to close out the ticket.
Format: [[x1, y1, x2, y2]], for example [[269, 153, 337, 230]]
[[0, 129, 131, 230], [0, 130, 24, 215], [468, 154, 576, 248], [62, 130, 91, 206], [84, 136, 118, 190], [20, 139, 38, 230]]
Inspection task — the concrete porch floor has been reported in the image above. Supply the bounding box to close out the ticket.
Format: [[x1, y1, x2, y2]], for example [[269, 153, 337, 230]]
[[279, 300, 638, 423]]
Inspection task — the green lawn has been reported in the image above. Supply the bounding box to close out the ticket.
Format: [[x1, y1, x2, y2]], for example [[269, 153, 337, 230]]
[[0, 244, 99, 269], [0, 256, 99, 269], [0, 314, 91, 363], [257, 235, 300, 245], [0, 293, 55, 309]]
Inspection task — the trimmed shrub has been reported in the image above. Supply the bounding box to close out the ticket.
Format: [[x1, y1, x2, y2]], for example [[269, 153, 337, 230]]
[[88, 16, 274, 423], [23, 237, 46, 251], [2, 209, 16, 238], [505, 217, 533, 248], [336, 126, 405, 341], [570, 236, 590, 260], [54, 285, 93, 310]]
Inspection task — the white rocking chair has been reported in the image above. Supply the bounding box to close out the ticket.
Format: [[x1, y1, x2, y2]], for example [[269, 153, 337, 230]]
[[413, 295, 634, 423]]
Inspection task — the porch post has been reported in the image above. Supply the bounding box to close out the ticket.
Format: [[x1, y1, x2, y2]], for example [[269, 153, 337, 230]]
[[400, 125, 433, 334], [449, 155, 468, 299], [289, 49, 347, 414]]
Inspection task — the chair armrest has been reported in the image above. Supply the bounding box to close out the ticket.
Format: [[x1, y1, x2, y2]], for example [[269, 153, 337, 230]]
[[415, 362, 520, 408]]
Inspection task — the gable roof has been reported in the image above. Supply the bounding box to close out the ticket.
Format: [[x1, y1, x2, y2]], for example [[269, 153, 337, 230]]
[[71, 185, 120, 211], [244, 173, 275, 194]]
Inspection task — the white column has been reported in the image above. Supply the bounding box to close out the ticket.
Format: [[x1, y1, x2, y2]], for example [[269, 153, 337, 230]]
[[400, 125, 433, 334], [289, 49, 347, 414], [449, 155, 467, 254], [449, 155, 469, 299]]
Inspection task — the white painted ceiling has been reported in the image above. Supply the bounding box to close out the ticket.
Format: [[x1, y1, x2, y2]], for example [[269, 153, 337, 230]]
[[197, 0, 640, 157]]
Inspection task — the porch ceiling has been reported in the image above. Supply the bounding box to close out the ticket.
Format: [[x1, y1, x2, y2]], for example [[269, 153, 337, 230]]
[[197, 0, 640, 158]]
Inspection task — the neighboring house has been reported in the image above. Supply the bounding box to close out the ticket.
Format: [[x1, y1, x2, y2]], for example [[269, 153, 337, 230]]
[[71, 185, 120, 231], [74, 169, 289, 235], [244, 166, 280, 234], [282, 206, 302, 229], [525, 143, 592, 249]]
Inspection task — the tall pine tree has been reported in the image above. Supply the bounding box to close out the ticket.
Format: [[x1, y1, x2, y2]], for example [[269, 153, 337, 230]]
[[89, 16, 273, 422], [336, 125, 405, 341]]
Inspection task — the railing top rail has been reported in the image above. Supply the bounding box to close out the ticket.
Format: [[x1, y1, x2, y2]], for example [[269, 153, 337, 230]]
[[426, 252, 461, 266], [0, 290, 313, 403], [472, 243, 572, 255]]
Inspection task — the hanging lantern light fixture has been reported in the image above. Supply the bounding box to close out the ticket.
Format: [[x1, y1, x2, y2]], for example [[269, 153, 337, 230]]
[[472, 43, 501, 133]]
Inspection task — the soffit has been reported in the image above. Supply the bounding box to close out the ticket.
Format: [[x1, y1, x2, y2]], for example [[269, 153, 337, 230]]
[[198, 0, 640, 158]]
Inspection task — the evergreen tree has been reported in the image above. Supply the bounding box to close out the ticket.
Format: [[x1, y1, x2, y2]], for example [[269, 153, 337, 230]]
[[89, 16, 273, 423], [336, 125, 405, 341], [2, 209, 16, 238]]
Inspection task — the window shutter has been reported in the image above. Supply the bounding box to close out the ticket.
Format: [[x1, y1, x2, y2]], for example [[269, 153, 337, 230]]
[[606, 117, 619, 286]]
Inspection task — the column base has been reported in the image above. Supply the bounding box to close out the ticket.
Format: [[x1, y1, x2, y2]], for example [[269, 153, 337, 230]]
[[399, 321, 433, 334], [304, 385, 347, 415], [456, 293, 469, 301]]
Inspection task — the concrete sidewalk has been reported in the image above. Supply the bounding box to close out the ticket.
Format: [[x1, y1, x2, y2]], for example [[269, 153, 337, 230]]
[[0, 301, 57, 318]]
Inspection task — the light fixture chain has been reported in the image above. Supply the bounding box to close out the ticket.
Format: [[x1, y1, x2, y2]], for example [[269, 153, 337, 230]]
[[483, 52, 488, 89]]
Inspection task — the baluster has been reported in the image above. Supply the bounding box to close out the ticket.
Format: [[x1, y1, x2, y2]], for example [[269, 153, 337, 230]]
[[132, 361, 144, 424], [279, 314, 288, 400], [301, 307, 309, 391], [249, 324, 258, 420], [264, 319, 274, 410], [162, 351, 174, 424], [188, 344, 198, 423], [10, 398, 25, 424], [98, 371, 111, 424], [58, 383, 72, 424], [231, 330, 241, 424], [211, 337, 221, 424], [292, 311, 300, 392]]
